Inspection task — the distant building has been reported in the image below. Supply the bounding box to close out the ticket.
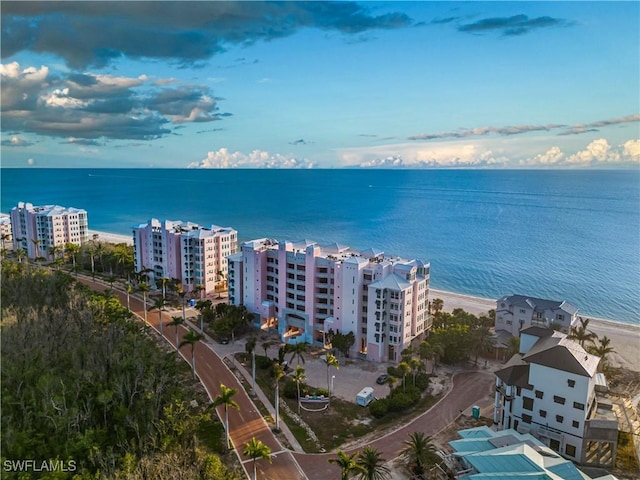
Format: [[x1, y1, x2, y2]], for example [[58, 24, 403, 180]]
[[493, 327, 618, 468], [228, 238, 431, 362], [10, 201, 89, 259], [447, 426, 618, 480], [132, 218, 238, 295], [0, 214, 12, 250], [495, 294, 579, 337]]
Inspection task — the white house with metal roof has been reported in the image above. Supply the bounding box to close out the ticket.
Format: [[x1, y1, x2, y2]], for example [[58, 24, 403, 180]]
[[495, 294, 580, 337], [447, 426, 619, 480], [227, 238, 430, 362], [494, 327, 618, 468]]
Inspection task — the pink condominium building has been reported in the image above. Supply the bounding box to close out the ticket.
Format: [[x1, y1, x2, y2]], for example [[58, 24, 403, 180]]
[[228, 239, 431, 363], [11, 201, 89, 259], [132, 218, 238, 295]]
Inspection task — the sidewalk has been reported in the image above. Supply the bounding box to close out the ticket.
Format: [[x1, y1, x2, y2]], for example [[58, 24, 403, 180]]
[[181, 316, 305, 453]]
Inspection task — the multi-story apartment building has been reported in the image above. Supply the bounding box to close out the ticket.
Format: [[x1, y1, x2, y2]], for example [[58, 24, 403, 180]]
[[227, 238, 431, 362], [493, 326, 618, 468], [132, 218, 238, 295], [0, 214, 13, 250], [495, 294, 580, 337], [10, 201, 89, 258]]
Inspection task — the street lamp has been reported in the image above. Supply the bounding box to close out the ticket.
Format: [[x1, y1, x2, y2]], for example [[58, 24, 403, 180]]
[[252, 348, 256, 397], [330, 375, 336, 396]]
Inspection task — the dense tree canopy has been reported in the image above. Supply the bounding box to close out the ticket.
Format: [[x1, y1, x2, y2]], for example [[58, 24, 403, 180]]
[[0, 262, 241, 479]]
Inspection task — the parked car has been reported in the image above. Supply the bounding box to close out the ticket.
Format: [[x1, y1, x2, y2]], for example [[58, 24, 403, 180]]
[[376, 374, 389, 385]]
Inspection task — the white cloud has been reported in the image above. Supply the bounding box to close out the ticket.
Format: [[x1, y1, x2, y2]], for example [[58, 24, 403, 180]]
[[188, 148, 316, 169], [339, 136, 640, 168]]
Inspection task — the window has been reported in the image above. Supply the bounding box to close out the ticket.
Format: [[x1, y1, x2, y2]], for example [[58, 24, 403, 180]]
[[553, 396, 566, 405], [549, 439, 560, 452], [522, 414, 532, 424], [556, 415, 564, 423], [565, 444, 576, 457], [522, 397, 534, 411], [567, 379, 575, 388], [539, 410, 547, 418], [535, 390, 544, 399], [573, 401, 585, 410], [572, 420, 580, 428]]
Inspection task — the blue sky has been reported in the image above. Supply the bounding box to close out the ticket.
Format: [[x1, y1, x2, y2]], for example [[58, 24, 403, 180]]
[[1, 1, 638, 168]]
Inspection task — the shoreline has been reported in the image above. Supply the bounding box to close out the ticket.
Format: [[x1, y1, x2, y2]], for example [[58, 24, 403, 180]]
[[86, 228, 639, 371]]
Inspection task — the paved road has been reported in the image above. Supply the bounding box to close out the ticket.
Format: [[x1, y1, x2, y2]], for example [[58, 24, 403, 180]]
[[78, 277, 305, 480], [79, 276, 493, 479], [293, 371, 493, 480]]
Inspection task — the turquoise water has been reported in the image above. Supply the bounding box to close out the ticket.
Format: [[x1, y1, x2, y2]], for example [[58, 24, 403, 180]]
[[2, 168, 638, 324]]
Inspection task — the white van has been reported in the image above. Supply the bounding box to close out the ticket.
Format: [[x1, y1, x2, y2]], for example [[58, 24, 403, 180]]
[[356, 387, 375, 407]]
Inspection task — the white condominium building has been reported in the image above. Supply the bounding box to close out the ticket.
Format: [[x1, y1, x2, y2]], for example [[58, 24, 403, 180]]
[[228, 238, 431, 363], [495, 294, 580, 337], [494, 327, 618, 468], [0, 214, 12, 250], [10, 201, 89, 259], [132, 218, 238, 295]]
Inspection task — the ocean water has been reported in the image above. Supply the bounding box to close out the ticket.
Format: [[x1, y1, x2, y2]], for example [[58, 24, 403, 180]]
[[1, 168, 638, 325]]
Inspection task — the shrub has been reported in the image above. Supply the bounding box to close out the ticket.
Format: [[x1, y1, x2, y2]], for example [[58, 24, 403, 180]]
[[388, 392, 414, 412], [255, 355, 273, 370], [369, 398, 389, 418], [415, 372, 430, 390]]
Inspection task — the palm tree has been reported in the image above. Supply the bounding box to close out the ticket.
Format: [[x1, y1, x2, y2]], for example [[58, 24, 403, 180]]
[[291, 365, 307, 414], [589, 336, 615, 371], [287, 341, 308, 365], [176, 282, 187, 322], [398, 361, 411, 392], [48, 244, 62, 263], [356, 446, 391, 480], [31, 238, 41, 260], [168, 315, 185, 355], [273, 363, 285, 432], [65, 243, 80, 276], [213, 384, 239, 449], [262, 340, 273, 358], [124, 283, 133, 310], [179, 329, 205, 379], [149, 296, 169, 335], [472, 325, 493, 365], [329, 450, 363, 480], [431, 298, 444, 315], [0, 233, 9, 251], [243, 437, 272, 480], [384, 375, 397, 395], [409, 357, 421, 386], [569, 317, 597, 347], [15, 248, 26, 264], [324, 353, 339, 405], [137, 281, 151, 323], [401, 432, 438, 478]]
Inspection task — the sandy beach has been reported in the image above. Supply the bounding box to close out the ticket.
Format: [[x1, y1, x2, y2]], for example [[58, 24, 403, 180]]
[[430, 288, 640, 373], [88, 229, 639, 372]]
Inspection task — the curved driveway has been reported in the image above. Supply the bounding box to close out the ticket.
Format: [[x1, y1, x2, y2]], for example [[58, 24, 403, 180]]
[[79, 276, 493, 479]]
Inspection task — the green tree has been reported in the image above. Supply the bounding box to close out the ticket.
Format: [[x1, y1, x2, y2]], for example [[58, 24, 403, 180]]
[[272, 363, 285, 432], [332, 331, 356, 358], [137, 281, 151, 323], [431, 298, 444, 315], [168, 315, 185, 355], [384, 375, 397, 395], [213, 384, 239, 450], [471, 325, 493, 365], [324, 353, 339, 404], [15, 248, 26, 264], [245, 336, 257, 356], [65, 242, 81, 276], [124, 283, 134, 311], [569, 317, 597, 347], [356, 446, 391, 480], [588, 335, 615, 371], [329, 450, 363, 480], [243, 437, 272, 480], [398, 361, 411, 392], [149, 296, 169, 335], [179, 329, 205, 379], [401, 432, 438, 478], [287, 341, 308, 365], [291, 365, 307, 414]]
